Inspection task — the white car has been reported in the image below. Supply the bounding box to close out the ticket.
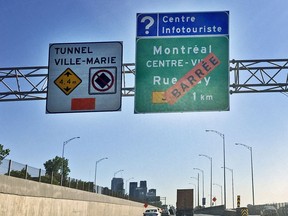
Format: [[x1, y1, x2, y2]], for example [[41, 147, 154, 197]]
[[143, 208, 162, 216]]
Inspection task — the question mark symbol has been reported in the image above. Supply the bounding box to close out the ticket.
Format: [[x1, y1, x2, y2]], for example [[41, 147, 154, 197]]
[[141, 16, 154, 35]]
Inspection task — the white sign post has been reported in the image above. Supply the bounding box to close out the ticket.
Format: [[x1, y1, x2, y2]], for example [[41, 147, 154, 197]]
[[46, 42, 123, 113]]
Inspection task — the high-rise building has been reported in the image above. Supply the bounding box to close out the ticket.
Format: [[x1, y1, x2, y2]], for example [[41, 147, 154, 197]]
[[111, 177, 124, 194], [147, 189, 159, 202], [129, 182, 138, 198], [147, 189, 156, 196], [140, 180, 147, 195], [128, 180, 160, 204], [140, 180, 147, 188], [129, 180, 150, 201]]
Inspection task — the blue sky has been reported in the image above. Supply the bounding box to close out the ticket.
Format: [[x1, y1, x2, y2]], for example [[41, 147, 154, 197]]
[[1, 0, 288, 208]]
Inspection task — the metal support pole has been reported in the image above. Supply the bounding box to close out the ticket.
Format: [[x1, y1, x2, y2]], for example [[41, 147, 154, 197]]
[[206, 130, 226, 209], [94, 157, 108, 193], [61, 136, 80, 186], [125, 177, 134, 195], [222, 167, 235, 209], [8, 160, 12, 176], [235, 143, 255, 205], [191, 176, 200, 207], [213, 183, 223, 205], [197, 173, 200, 207], [194, 168, 204, 206], [39, 169, 42, 182], [199, 154, 213, 206]]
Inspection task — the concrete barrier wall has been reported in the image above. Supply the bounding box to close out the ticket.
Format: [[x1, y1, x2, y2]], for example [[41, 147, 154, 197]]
[[0, 175, 146, 216]]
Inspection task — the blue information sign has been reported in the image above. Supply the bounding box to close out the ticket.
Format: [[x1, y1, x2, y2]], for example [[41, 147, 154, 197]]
[[137, 11, 229, 37]]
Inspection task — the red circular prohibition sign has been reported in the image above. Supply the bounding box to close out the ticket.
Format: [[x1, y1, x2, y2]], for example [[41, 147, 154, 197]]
[[91, 69, 115, 92]]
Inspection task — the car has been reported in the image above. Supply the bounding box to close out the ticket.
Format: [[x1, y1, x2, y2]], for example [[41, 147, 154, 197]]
[[161, 206, 170, 216], [143, 207, 162, 216], [260, 206, 279, 216]]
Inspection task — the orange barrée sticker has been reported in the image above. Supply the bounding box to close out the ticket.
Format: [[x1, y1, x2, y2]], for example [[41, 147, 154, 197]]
[[71, 98, 96, 110], [164, 52, 220, 105]]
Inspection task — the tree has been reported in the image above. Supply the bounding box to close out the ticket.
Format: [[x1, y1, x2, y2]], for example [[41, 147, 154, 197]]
[[9, 168, 31, 179], [0, 144, 10, 162], [43, 156, 70, 182]]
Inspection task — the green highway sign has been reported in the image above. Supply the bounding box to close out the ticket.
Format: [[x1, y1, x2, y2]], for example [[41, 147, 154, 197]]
[[135, 12, 229, 113], [135, 36, 229, 113]]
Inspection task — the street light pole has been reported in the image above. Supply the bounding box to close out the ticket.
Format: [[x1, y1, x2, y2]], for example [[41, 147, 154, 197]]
[[222, 166, 235, 209], [61, 136, 80, 186], [213, 183, 223, 205], [114, 169, 124, 177], [125, 177, 134, 196], [189, 183, 197, 208], [199, 154, 213, 206], [206, 130, 226, 209], [94, 157, 108, 193], [191, 175, 200, 207], [194, 168, 204, 206], [235, 143, 255, 205]]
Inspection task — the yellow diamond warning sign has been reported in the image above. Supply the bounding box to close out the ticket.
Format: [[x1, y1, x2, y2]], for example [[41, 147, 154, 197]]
[[54, 68, 82, 95]]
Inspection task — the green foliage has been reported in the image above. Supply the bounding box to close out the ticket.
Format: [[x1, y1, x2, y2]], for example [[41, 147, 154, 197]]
[[9, 168, 31, 179], [43, 156, 70, 182], [40, 174, 59, 185], [0, 144, 10, 161]]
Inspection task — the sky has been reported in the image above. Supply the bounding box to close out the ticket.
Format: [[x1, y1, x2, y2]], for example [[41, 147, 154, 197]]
[[1, 0, 288, 209]]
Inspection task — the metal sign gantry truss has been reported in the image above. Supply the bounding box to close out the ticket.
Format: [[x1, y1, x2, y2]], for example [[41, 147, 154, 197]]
[[230, 58, 288, 95], [0, 59, 288, 102]]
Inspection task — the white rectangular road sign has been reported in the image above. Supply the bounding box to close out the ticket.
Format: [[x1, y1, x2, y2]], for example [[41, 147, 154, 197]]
[[46, 41, 123, 113]]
